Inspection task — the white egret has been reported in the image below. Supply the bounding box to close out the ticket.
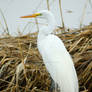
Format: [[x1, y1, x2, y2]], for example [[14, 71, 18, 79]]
[[21, 10, 79, 92]]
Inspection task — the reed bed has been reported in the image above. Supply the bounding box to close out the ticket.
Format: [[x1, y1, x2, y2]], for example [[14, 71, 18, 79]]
[[0, 24, 92, 92]]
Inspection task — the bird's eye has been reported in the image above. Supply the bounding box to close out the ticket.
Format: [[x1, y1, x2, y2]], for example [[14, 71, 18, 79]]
[[40, 13, 42, 16]]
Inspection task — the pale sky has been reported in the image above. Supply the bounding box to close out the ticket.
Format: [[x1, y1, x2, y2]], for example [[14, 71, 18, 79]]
[[0, 0, 92, 35]]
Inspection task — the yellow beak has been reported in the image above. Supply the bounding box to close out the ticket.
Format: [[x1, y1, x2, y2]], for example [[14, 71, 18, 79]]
[[20, 13, 41, 18]]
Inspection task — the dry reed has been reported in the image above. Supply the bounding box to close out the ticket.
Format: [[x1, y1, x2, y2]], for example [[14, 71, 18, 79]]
[[0, 24, 92, 92]]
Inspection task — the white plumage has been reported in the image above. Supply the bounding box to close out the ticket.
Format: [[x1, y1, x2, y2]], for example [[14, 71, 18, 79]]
[[21, 10, 79, 92], [38, 34, 78, 92]]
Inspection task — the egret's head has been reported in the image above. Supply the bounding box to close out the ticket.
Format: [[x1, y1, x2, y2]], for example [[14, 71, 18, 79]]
[[20, 10, 54, 20], [20, 10, 56, 34]]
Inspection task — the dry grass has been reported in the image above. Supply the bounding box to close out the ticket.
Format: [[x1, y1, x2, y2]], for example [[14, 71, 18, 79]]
[[0, 24, 92, 92]]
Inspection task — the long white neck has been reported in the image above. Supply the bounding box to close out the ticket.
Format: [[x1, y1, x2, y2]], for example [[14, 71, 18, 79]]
[[47, 15, 56, 33], [37, 13, 56, 42]]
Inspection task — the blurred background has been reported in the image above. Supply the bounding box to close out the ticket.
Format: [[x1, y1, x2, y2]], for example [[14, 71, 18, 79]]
[[0, 0, 92, 35]]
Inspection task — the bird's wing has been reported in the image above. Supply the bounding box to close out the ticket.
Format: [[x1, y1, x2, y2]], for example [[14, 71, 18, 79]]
[[38, 34, 78, 92]]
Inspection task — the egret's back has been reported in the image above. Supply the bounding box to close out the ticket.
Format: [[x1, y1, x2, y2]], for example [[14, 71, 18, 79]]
[[37, 34, 79, 92]]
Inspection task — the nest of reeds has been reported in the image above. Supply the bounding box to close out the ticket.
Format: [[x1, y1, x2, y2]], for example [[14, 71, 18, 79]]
[[0, 24, 92, 92]]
